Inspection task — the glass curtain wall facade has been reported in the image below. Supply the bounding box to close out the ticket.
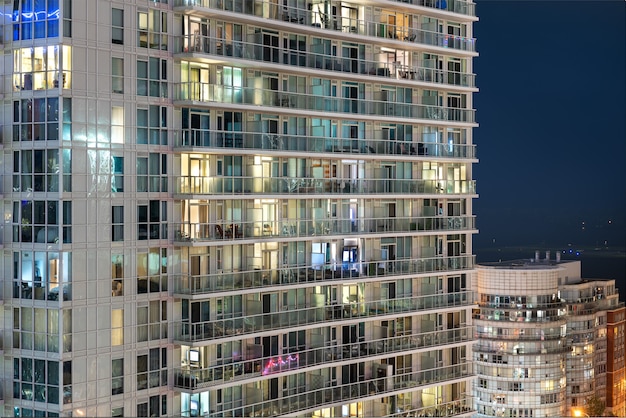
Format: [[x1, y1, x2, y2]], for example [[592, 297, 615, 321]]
[[474, 262, 569, 418], [1, 0, 478, 416], [475, 258, 626, 418], [561, 278, 625, 416]]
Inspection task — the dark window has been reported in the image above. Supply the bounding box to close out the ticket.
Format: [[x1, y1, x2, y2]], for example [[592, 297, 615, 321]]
[[112, 8, 124, 44], [112, 206, 124, 241], [111, 359, 124, 395]]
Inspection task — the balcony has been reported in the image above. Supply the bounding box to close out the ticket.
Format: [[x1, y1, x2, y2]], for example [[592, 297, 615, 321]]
[[473, 342, 570, 356], [174, 35, 476, 89], [385, 397, 475, 418], [173, 0, 476, 32], [176, 130, 477, 160], [173, 290, 475, 343], [180, 362, 473, 417], [172, 214, 476, 242], [174, 326, 473, 390], [173, 83, 476, 124], [172, 255, 475, 296], [174, 175, 476, 196]]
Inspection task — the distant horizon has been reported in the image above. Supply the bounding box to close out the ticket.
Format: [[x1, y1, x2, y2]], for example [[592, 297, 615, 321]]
[[475, 245, 626, 288]]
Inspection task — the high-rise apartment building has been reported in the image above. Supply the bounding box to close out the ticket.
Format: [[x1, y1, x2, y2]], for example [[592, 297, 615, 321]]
[[474, 255, 626, 418], [2, 0, 478, 416], [474, 257, 569, 418], [559, 261, 626, 417]]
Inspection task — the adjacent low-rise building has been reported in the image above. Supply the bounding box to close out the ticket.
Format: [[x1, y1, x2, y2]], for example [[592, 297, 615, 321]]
[[474, 252, 625, 418]]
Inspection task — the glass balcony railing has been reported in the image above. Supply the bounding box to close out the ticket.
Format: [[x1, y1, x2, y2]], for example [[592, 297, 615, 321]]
[[386, 397, 475, 418], [172, 214, 476, 242], [173, 82, 476, 123], [174, 175, 476, 196], [174, 326, 473, 390], [473, 342, 570, 356], [173, 255, 476, 296], [175, 129, 477, 160], [174, 0, 476, 34], [174, 35, 476, 89], [173, 290, 475, 343], [179, 362, 473, 417]]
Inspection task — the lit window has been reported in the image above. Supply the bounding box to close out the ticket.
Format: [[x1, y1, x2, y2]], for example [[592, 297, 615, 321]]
[[137, 9, 167, 50], [137, 248, 168, 293], [111, 309, 123, 346], [111, 106, 124, 143]]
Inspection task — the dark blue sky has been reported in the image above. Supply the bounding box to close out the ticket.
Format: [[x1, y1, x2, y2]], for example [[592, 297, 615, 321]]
[[473, 0, 626, 249]]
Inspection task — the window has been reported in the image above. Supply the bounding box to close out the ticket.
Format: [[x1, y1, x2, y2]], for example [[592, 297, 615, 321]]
[[112, 407, 124, 417], [111, 156, 124, 192], [137, 402, 148, 417], [284, 330, 305, 353], [137, 248, 168, 294], [62, 98, 72, 142], [13, 97, 59, 140], [13, 47, 67, 91], [138, 201, 167, 240], [137, 301, 167, 342], [137, 58, 167, 98], [111, 309, 123, 346], [13, 149, 60, 192], [137, 349, 167, 390], [138, 395, 167, 417], [137, 153, 167, 192], [137, 106, 168, 145], [13, 200, 58, 243], [540, 393, 558, 404], [112, 206, 124, 242], [112, 255, 124, 296], [63, 0, 71, 37], [112, 359, 124, 395], [13, 358, 60, 404], [13, 199, 70, 244], [216, 295, 242, 319], [12, 307, 60, 353], [112, 58, 124, 93], [479, 378, 487, 389], [112, 8, 124, 44], [12, 0, 60, 40], [138, 9, 168, 50], [13, 251, 72, 302], [62, 201, 72, 243], [111, 106, 124, 143]]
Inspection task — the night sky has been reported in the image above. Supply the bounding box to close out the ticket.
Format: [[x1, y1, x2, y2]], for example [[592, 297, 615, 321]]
[[472, 0, 626, 251]]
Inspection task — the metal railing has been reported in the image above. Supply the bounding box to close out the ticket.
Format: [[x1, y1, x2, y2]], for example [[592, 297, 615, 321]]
[[174, 326, 473, 389], [175, 129, 477, 159], [173, 255, 476, 295], [173, 0, 477, 37], [384, 396, 476, 418], [173, 82, 476, 123], [174, 175, 476, 196], [174, 35, 476, 88], [173, 255, 475, 294], [173, 290, 475, 343], [173, 214, 475, 242], [181, 362, 473, 417]]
